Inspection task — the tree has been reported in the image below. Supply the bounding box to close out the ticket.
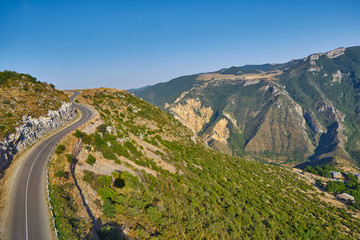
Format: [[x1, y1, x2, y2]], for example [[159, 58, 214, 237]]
[[103, 199, 115, 217]]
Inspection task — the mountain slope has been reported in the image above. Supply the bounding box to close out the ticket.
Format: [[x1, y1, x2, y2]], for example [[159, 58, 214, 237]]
[[0, 70, 76, 174], [134, 46, 360, 170], [49, 89, 360, 239], [0, 71, 69, 139]]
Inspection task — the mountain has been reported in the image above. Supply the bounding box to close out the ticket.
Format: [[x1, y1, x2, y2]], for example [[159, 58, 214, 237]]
[[0, 71, 76, 173], [134, 46, 360, 170], [127, 85, 152, 92], [49, 88, 360, 239]]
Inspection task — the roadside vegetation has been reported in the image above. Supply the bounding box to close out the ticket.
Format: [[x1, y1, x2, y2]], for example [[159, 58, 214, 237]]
[[49, 89, 360, 239]]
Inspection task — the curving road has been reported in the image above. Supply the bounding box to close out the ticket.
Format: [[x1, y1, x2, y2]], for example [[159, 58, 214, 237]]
[[8, 91, 95, 240]]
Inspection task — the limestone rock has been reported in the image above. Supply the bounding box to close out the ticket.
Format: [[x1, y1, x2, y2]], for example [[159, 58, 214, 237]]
[[0, 102, 77, 172]]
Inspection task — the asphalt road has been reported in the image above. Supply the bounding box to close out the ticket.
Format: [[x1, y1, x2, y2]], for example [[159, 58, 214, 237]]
[[8, 91, 95, 240]]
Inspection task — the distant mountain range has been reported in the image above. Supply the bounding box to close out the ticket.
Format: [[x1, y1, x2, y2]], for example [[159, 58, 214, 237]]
[[127, 85, 151, 92], [133, 46, 360, 170]]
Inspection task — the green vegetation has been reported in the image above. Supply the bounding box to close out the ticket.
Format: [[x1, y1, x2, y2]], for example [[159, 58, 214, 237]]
[[0, 70, 69, 139], [55, 145, 66, 155], [50, 185, 89, 239], [305, 165, 338, 178], [324, 176, 360, 210], [307, 165, 360, 210], [86, 154, 96, 165], [50, 89, 360, 239], [133, 46, 360, 169], [0, 70, 38, 86], [55, 170, 67, 179]]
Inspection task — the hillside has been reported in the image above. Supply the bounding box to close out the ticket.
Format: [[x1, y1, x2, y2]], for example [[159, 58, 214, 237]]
[[49, 89, 360, 239], [0, 71, 69, 139], [134, 46, 360, 170]]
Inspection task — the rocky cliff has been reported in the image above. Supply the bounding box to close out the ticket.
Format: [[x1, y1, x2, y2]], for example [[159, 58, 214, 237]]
[[0, 102, 77, 173], [134, 46, 360, 170]]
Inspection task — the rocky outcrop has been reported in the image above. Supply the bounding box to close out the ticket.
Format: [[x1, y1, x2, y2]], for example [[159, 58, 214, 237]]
[[0, 102, 77, 173], [168, 98, 213, 134], [204, 118, 230, 144]]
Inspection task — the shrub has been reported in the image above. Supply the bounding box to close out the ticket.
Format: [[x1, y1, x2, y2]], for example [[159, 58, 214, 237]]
[[97, 186, 116, 201], [114, 194, 125, 204], [86, 154, 96, 165], [101, 146, 118, 160], [73, 130, 82, 138], [98, 175, 112, 186], [83, 172, 93, 183], [55, 144, 66, 154], [102, 199, 115, 217], [97, 124, 107, 133], [55, 170, 67, 179], [146, 206, 162, 224], [66, 154, 73, 163]]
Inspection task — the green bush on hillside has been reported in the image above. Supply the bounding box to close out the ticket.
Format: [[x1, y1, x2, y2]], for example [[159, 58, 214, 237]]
[[86, 154, 96, 165], [55, 144, 66, 154]]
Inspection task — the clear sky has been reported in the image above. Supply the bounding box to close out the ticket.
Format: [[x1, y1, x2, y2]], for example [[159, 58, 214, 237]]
[[1, 0, 359, 90]]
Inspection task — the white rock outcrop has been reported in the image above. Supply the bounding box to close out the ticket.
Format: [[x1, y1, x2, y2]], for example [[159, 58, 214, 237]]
[[0, 102, 77, 173]]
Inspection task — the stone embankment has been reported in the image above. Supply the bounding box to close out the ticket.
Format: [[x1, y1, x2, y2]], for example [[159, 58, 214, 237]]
[[0, 102, 77, 174]]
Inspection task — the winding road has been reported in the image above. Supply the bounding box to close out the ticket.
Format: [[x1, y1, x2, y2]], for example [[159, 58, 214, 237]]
[[8, 91, 95, 240]]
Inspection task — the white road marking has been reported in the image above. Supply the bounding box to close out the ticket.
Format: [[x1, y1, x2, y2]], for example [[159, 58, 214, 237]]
[[24, 103, 91, 239], [25, 136, 57, 240]]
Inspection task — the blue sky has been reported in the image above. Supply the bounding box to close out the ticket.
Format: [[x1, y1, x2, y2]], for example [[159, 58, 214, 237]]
[[1, 0, 359, 90]]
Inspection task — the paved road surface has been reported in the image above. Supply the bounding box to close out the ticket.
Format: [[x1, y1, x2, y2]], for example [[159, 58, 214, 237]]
[[8, 91, 95, 240]]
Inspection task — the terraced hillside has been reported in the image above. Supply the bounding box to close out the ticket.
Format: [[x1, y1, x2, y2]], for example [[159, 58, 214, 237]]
[[49, 88, 360, 239], [134, 46, 360, 170]]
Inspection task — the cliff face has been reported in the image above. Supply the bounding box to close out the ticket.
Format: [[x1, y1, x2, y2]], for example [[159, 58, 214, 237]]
[[0, 102, 77, 173], [167, 98, 213, 134], [134, 46, 360, 169]]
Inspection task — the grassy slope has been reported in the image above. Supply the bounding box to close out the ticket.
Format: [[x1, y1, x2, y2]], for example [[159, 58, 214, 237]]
[[0, 71, 69, 139], [49, 89, 360, 240]]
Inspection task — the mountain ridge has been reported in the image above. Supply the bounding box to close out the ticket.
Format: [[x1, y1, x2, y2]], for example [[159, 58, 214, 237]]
[[134, 46, 360, 171]]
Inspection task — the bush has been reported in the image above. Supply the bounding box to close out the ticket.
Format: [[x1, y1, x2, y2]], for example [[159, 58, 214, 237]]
[[146, 206, 162, 224], [86, 154, 96, 165], [73, 130, 82, 138], [98, 175, 112, 186], [55, 170, 67, 179], [55, 145, 66, 154], [66, 154, 73, 163], [83, 172, 93, 183], [101, 146, 118, 160], [114, 194, 125, 204], [103, 199, 115, 217], [97, 186, 116, 201], [97, 124, 107, 133]]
